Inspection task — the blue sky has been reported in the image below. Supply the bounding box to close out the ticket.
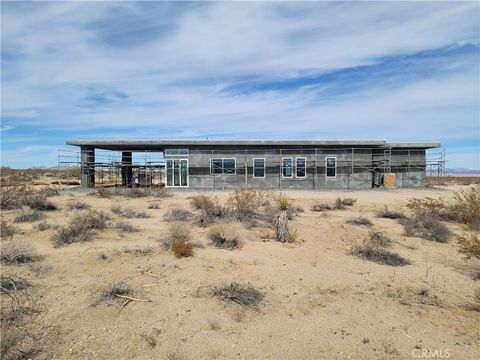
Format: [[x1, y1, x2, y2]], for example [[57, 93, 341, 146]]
[[1, 1, 479, 169]]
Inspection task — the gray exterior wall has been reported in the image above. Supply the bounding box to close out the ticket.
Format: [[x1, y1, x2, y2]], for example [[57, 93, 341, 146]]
[[164, 145, 413, 190]]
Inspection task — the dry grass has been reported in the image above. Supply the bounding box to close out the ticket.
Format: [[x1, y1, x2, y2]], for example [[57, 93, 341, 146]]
[[226, 189, 262, 223], [1, 239, 40, 265], [375, 206, 406, 219], [350, 238, 409, 267], [67, 201, 91, 210], [400, 214, 452, 243], [111, 205, 149, 218], [311, 202, 331, 212], [52, 210, 110, 246], [0, 219, 16, 240], [13, 207, 45, 223], [114, 221, 140, 233], [457, 231, 480, 260], [148, 202, 160, 209], [172, 240, 193, 258], [213, 282, 264, 308], [368, 231, 393, 247], [163, 207, 194, 222], [0, 275, 31, 293], [94, 281, 135, 306], [208, 224, 240, 249], [168, 222, 191, 242], [387, 287, 444, 307], [346, 216, 373, 226]]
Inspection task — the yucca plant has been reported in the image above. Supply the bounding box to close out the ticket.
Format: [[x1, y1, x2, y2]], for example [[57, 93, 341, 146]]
[[275, 193, 290, 211], [274, 210, 289, 243], [288, 226, 301, 243]]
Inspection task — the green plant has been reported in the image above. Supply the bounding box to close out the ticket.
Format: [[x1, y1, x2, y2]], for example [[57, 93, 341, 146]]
[[275, 193, 290, 211], [288, 226, 301, 242]]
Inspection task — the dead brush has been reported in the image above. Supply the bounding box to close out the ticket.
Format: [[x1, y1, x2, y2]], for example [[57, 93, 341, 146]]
[[161, 222, 192, 251], [114, 221, 139, 233], [400, 214, 452, 243], [36, 221, 52, 231], [350, 240, 409, 267], [1, 239, 40, 265], [111, 205, 149, 218], [172, 240, 193, 258], [347, 216, 373, 227], [93, 281, 135, 306], [226, 189, 262, 223], [13, 207, 45, 223], [148, 202, 160, 209], [335, 197, 356, 209], [453, 187, 480, 230], [163, 207, 194, 222], [208, 224, 240, 249], [191, 194, 227, 226], [0, 219, 16, 240], [311, 202, 331, 212], [0, 185, 36, 210], [52, 210, 110, 246], [213, 282, 264, 308], [368, 231, 393, 247], [0, 275, 31, 293], [457, 231, 480, 260], [375, 206, 406, 219], [387, 287, 445, 308], [67, 201, 91, 210], [22, 194, 57, 211]]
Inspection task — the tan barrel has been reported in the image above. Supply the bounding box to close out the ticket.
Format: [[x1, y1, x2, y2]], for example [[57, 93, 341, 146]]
[[383, 173, 396, 189]]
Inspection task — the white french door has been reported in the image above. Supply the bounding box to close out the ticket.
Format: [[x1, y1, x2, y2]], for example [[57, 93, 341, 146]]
[[166, 159, 188, 187]]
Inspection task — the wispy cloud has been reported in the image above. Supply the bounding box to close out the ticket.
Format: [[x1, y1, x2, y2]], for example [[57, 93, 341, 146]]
[[1, 1, 479, 168]]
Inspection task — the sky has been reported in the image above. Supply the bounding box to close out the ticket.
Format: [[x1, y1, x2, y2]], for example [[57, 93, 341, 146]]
[[1, 1, 479, 169]]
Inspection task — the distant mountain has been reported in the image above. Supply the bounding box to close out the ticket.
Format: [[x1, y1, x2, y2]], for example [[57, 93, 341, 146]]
[[445, 168, 480, 175]]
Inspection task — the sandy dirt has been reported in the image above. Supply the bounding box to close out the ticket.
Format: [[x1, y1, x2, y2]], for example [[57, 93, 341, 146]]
[[1, 184, 479, 360]]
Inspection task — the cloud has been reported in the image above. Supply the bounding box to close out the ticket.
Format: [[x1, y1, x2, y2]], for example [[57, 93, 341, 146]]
[[1, 1, 479, 168]]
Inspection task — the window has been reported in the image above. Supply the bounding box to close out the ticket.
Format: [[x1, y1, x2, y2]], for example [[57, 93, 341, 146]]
[[253, 158, 265, 178], [210, 158, 236, 174], [296, 157, 306, 178], [282, 157, 293, 177], [326, 157, 336, 178], [165, 149, 189, 156]]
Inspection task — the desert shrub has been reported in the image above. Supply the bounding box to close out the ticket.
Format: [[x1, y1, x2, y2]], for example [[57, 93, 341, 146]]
[[172, 239, 193, 258], [94, 281, 135, 305], [311, 202, 331, 212], [213, 282, 263, 308], [52, 210, 110, 246], [114, 221, 139, 233], [67, 201, 91, 210], [1, 239, 40, 265], [335, 198, 356, 209], [457, 232, 480, 260], [453, 187, 480, 230], [148, 202, 160, 209], [36, 221, 52, 231], [347, 216, 373, 226], [0, 275, 31, 293], [0, 186, 35, 210], [387, 287, 444, 307], [227, 189, 262, 223], [163, 207, 194, 222], [0, 219, 16, 239], [13, 207, 45, 223], [350, 243, 410, 267], [191, 194, 227, 226], [400, 214, 452, 243], [473, 288, 480, 311], [208, 224, 240, 249], [111, 205, 148, 218], [22, 194, 57, 211], [123, 247, 154, 256], [167, 222, 191, 242], [406, 196, 444, 217], [38, 187, 60, 197], [376, 206, 406, 219], [98, 252, 109, 260], [368, 231, 393, 247], [92, 187, 111, 198]]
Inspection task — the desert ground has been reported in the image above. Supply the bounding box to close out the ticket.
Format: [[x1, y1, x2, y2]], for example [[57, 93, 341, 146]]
[[1, 179, 479, 360]]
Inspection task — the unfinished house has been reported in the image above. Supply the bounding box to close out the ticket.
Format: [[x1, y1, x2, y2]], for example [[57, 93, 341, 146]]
[[64, 140, 442, 189]]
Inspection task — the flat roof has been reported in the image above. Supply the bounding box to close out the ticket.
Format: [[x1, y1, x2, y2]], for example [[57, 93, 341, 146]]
[[66, 139, 440, 151]]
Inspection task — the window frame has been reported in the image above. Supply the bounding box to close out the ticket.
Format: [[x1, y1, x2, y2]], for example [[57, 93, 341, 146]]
[[210, 158, 236, 175], [253, 158, 266, 178], [325, 156, 337, 179], [295, 157, 307, 178], [281, 157, 294, 178], [164, 148, 189, 156]]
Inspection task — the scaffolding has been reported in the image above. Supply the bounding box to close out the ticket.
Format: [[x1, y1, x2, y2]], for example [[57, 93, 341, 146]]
[[58, 146, 446, 189]]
